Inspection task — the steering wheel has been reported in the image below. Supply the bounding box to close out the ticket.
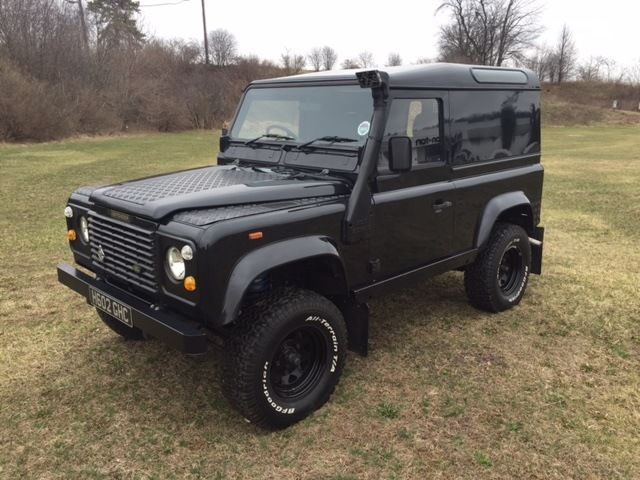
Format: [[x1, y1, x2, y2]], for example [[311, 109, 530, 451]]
[[266, 124, 296, 139]]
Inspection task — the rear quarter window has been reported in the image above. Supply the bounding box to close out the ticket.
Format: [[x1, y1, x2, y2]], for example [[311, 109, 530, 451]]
[[450, 90, 540, 165]]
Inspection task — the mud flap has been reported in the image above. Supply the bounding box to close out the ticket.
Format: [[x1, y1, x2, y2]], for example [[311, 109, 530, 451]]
[[530, 226, 544, 275]]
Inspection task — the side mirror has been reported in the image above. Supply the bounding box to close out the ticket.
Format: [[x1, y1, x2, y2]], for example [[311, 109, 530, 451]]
[[220, 134, 230, 152], [388, 136, 412, 172]]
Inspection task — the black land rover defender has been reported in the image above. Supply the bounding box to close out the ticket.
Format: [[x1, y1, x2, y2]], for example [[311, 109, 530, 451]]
[[58, 64, 544, 429]]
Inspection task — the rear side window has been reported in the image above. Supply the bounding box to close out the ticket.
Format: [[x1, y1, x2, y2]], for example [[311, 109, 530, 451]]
[[379, 98, 442, 172], [450, 90, 541, 165]]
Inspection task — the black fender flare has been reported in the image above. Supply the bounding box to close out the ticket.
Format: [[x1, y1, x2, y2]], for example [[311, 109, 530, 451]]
[[475, 191, 533, 249], [219, 236, 347, 325]]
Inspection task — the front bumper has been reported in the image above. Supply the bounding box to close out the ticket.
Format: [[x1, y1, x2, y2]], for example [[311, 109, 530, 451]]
[[57, 263, 208, 354]]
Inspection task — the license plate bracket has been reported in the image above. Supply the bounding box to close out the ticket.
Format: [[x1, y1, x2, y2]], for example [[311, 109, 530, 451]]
[[89, 287, 134, 328]]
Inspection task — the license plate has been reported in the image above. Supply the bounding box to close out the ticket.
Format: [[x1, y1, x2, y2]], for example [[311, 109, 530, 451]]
[[89, 287, 133, 327]]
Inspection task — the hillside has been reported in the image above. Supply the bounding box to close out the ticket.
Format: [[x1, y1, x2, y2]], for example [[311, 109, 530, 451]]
[[543, 82, 640, 126]]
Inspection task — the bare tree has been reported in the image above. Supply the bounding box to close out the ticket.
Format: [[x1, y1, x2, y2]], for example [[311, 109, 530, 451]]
[[554, 24, 577, 83], [281, 49, 306, 74], [387, 52, 402, 66], [415, 57, 434, 64], [341, 58, 361, 69], [308, 47, 322, 71], [522, 45, 554, 81], [208, 28, 237, 66], [629, 60, 640, 86], [577, 56, 605, 82], [358, 51, 375, 68], [436, 0, 542, 66], [321, 46, 337, 70], [578, 56, 620, 82]]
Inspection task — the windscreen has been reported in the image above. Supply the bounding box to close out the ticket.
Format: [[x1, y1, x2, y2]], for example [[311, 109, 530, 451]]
[[230, 85, 373, 146]]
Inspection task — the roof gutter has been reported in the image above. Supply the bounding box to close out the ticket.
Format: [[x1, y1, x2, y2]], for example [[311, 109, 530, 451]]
[[343, 70, 390, 244]]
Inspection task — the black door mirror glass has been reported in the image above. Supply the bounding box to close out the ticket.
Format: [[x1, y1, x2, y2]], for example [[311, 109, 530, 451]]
[[388, 136, 412, 172]]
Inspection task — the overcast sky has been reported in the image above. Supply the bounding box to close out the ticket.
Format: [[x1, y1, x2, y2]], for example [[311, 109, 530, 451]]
[[138, 0, 639, 68]]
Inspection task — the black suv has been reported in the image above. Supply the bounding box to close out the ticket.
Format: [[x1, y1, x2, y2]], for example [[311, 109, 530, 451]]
[[58, 64, 544, 429]]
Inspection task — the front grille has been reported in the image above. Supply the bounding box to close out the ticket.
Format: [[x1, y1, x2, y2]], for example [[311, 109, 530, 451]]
[[88, 212, 159, 293]]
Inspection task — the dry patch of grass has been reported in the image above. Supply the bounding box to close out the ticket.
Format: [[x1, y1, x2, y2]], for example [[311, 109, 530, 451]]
[[1, 127, 639, 479]]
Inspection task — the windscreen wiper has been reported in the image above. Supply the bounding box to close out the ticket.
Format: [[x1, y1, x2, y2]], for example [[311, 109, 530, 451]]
[[244, 133, 295, 146], [286, 169, 335, 181], [296, 136, 358, 150]]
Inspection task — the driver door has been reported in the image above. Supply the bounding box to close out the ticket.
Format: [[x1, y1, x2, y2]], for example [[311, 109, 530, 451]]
[[371, 92, 455, 280]]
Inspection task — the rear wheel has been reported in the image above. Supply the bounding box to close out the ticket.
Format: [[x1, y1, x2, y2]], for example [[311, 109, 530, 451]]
[[223, 288, 347, 430], [97, 310, 146, 340], [465, 222, 531, 312]]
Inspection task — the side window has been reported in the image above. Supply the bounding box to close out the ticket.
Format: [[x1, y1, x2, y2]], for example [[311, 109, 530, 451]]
[[449, 90, 541, 165], [379, 98, 442, 172]]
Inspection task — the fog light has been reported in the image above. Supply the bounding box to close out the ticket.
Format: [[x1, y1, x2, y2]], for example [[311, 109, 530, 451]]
[[64, 206, 73, 218], [184, 276, 197, 292], [67, 229, 77, 241]]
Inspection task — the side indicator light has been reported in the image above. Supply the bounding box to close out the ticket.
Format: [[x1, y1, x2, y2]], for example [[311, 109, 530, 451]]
[[184, 276, 197, 292], [248, 231, 263, 240], [67, 229, 77, 241]]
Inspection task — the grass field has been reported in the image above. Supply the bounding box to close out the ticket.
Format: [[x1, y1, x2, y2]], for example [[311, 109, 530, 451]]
[[1, 127, 639, 479]]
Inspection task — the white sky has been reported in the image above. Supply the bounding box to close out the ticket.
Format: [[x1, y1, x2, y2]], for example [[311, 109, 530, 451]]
[[138, 0, 640, 68]]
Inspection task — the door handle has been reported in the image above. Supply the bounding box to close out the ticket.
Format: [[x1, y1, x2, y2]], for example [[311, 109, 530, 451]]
[[432, 200, 453, 211]]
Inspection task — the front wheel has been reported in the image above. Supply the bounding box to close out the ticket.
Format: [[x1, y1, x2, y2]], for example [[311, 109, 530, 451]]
[[464, 222, 531, 312], [223, 288, 347, 430]]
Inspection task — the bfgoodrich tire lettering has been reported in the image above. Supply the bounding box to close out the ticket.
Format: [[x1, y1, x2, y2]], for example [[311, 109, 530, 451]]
[[465, 222, 531, 312], [222, 288, 347, 430]]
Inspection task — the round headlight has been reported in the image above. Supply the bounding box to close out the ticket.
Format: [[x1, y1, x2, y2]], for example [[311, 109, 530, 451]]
[[166, 247, 185, 280], [79, 216, 90, 243], [64, 206, 73, 218]]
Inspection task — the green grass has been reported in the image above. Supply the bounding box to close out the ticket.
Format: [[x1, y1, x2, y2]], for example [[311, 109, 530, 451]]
[[1, 126, 639, 479], [376, 402, 401, 419]]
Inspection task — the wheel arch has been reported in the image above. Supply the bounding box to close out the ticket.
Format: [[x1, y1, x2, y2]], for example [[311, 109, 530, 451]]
[[475, 191, 534, 250], [219, 236, 348, 325]]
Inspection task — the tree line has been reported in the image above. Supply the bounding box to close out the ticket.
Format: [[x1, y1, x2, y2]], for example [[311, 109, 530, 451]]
[[1, 0, 638, 142]]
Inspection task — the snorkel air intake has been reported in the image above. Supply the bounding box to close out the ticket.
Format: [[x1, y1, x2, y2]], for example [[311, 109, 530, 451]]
[[343, 70, 390, 244]]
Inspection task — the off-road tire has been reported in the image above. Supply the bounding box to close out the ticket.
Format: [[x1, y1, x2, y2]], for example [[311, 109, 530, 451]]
[[222, 288, 347, 430], [465, 222, 531, 312], [97, 310, 146, 340]]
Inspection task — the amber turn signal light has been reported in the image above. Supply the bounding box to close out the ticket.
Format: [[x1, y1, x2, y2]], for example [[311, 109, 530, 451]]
[[248, 231, 263, 240], [183, 276, 197, 292], [67, 229, 77, 241]]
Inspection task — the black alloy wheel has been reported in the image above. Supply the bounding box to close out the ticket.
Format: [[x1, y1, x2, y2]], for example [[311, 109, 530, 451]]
[[497, 245, 525, 297], [269, 326, 328, 400]]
